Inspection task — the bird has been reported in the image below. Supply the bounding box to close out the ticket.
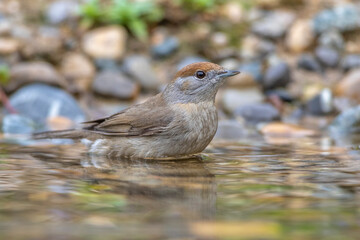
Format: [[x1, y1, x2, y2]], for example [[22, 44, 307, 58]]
[[33, 62, 240, 159]]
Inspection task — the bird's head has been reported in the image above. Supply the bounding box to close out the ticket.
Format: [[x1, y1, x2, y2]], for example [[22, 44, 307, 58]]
[[163, 62, 240, 104]]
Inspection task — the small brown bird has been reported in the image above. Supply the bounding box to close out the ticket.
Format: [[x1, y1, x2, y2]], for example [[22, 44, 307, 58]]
[[34, 62, 240, 159]]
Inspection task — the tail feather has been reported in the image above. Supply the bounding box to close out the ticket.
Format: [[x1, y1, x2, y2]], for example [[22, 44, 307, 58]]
[[32, 129, 87, 140]]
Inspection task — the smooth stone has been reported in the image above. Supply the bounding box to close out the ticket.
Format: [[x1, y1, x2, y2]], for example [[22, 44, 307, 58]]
[[8, 84, 85, 126], [0, 38, 20, 54], [60, 53, 95, 91], [240, 35, 275, 60], [260, 122, 317, 137], [222, 88, 264, 113], [94, 59, 120, 71], [92, 70, 139, 99], [220, 2, 244, 23], [46, 0, 79, 24], [2, 114, 36, 134], [265, 89, 294, 103], [341, 54, 360, 72], [318, 29, 344, 50], [7, 62, 66, 92], [234, 103, 280, 124], [252, 10, 296, 38], [226, 61, 262, 88], [177, 56, 209, 71], [305, 88, 333, 116], [262, 62, 291, 90], [329, 105, 360, 135], [123, 55, 160, 90], [152, 36, 179, 58], [286, 19, 314, 53], [214, 120, 247, 140], [297, 54, 322, 73], [335, 69, 360, 103], [46, 116, 74, 131], [312, 4, 360, 33], [0, 18, 11, 36], [315, 46, 339, 68], [82, 26, 127, 59]]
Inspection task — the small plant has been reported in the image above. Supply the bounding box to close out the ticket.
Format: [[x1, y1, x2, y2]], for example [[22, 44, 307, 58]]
[[0, 65, 10, 86], [80, 0, 164, 41], [175, 0, 218, 12]]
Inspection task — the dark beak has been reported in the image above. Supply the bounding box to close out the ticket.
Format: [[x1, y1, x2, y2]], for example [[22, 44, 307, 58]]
[[217, 70, 240, 78]]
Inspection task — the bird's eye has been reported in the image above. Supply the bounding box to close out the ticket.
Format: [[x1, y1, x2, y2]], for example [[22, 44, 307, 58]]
[[195, 71, 206, 79]]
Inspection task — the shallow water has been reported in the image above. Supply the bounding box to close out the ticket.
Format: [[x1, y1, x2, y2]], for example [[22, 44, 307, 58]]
[[0, 135, 360, 239]]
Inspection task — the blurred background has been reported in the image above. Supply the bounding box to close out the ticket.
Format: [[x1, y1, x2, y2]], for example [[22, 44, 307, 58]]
[[1, 0, 360, 137]]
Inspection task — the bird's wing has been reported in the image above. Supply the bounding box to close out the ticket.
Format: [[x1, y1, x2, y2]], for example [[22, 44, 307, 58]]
[[82, 96, 174, 136]]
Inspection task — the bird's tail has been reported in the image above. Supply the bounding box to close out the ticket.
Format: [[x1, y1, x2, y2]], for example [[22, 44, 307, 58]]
[[32, 129, 87, 140]]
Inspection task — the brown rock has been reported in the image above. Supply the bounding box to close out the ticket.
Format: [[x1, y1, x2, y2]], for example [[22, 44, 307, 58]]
[[0, 38, 20, 54], [335, 69, 360, 103], [7, 61, 66, 92], [47, 116, 74, 131], [260, 122, 317, 137], [286, 19, 314, 53], [82, 26, 127, 59]]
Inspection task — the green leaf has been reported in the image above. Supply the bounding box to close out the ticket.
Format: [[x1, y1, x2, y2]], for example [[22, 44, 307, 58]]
[[0, 65, 10, 86], [128, 19, 148, 41]]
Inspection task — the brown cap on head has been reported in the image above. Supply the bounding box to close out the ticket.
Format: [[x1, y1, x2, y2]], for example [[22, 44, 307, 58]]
[[174, 62, 224, 79]]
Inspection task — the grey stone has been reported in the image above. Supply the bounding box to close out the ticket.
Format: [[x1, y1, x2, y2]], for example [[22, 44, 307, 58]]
[[8, 83, 85, 126], [252, 10, 296, 38], [263, 62, 291, 90], [92, 70, 139, 99], [313, 4, 360, 34], [94, 59, 121, 71], [46, 0, 80, 24], [315, 46, 340, 68], [238, 61, 263, 82], [329, 105, 360, 135], [319, 30, 344, 50], [214, 120, 247, 140], [297, 54, 323, 73], [152, 36, 179, 58], [341, 54, 360, 72], [2, 114, 37, 134], [234, 103, 280, 124], [123, 55, 160, 90], [305, 88, 333, 116], [222, 88, 264, 113]]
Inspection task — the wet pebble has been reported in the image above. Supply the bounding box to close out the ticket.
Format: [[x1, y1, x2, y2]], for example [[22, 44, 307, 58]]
[[329, 105, 360, 135], [341, 54, 360, 72], [123, 55, 160, 91], [8, 83, 85, 127], [221, 88, 264, 113], [315, 46, 339, 68], [82, 26, 127, 59], [45, 0, 79, 24], [305, 88, 333, 116], [286, 19, 314, 53], [252, 10, 295, 38], [297, 54, 322, 73], [262, 62, 291, 90], [234, 103, 280, 124], [2, 114, 36, 134], [7, 62, 66, 92], [214, 120, 247, 140], [152, 36, 179, 58], [313, 4, 360, 33], [92, 70, 139, 100]]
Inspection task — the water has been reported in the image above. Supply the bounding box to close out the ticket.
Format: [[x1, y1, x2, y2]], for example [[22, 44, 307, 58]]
[[0, 135, 360, 239]]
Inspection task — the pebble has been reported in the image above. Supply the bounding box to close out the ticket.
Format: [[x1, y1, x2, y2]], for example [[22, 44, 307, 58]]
[[335, 69, 360, 103], [265, 89, 294, 103], [8, 62, 66, 92], [92, 70, 139, 99], [82, 26, 127, 59], [260, 122, 317, 137], [297, 54, 322, 73], [341, 54, 360, 72], [2, 114, 36, 134], [214, 120, 247, 140], [305, 88, 333, 116], [151, 36, 179, 58], [60, 53, 95, 91], [220, 1, 244, 23], [8, 83, 85, 127], [45, 0, 80, 24], [315, 46, 339, 68], [177, 56, 209, 71], [318, 30, 344, 50], [329, 105, 360, 135], [123, 55, 160, 90], [262, 62, 291, 90], [286, 19, 314, 53], [240, 35, 275, 59], [252, 10, 296, 38], [234, 103, 280, 124], [94, 59, 120, 71], [0, 38, 20, 54], [312, 4, 360, 34], [226, 61, 262, 87], [221, 88, 264, 113]]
